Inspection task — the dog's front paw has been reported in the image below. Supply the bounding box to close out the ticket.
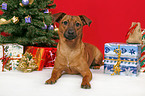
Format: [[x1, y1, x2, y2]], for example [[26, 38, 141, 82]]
[[81, 82, 91, 89], [45, 78, 57, 84], [90, 65, 101, 69]]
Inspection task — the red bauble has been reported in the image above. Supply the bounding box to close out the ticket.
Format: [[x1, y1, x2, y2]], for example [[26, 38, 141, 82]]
[[0, 32, 11, 37]]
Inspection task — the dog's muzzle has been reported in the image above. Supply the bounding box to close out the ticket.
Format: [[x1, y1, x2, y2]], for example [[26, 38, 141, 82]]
[[64, 29, 77, 40]]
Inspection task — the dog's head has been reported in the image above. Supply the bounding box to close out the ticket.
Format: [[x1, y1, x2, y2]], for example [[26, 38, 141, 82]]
[[52, 13, 92, 40]]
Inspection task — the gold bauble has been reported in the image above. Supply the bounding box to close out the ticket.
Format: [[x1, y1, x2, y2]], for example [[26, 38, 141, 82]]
[[29, 0, 34, 5]]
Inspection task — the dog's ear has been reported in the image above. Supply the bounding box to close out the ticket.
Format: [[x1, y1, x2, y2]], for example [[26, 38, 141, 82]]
[[79, 15, 92, 26], [52, 12, 66, 23]]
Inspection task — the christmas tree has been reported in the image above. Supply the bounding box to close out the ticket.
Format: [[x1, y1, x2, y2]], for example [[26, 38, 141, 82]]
[[0, 0, 58, 47]]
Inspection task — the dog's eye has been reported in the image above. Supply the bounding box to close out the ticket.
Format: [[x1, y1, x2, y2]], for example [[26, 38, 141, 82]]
[[76, 23, 80, 27], [63, 21, 68, 25]]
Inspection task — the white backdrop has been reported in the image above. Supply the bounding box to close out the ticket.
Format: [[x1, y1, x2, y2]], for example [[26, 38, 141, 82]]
[[0, 66, 145, 96]]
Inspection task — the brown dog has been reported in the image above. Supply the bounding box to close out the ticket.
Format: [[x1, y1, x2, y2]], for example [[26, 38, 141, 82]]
[[45, 13, 103, 89]]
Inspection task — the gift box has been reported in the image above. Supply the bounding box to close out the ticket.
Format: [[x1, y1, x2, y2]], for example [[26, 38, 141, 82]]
[[0, 44, 24, 72], [26, 46, 57, 71], [140, 29, 145, 72], [104, 43, 141, 76]]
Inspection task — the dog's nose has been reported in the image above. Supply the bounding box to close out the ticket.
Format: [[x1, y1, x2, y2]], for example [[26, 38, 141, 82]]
[[68, 30, 75, 35]]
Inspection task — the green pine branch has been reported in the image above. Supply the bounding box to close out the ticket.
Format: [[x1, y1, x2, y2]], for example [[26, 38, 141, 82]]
[[0, 0, 58, 47]]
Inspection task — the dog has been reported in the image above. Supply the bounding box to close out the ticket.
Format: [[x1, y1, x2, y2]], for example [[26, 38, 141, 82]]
[[45, 13, 103, 89]]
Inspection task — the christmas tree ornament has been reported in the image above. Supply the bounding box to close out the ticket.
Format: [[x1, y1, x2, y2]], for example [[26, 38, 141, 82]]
[[44, 9, 49, 14], [1, 2, 7, 10], [42, 23, 47, 29], [29, 0, 34, 5], [25, 15, 31, 23], [19, 3, 24, 7], [11, 16, 19, 24], [54, 25, 59, 32], [0, 18, 11, 25], [48, 25, 54, 30], [22, 0, 29, 6], [20, 0, 34, 6], [0, 18, 6, 23]]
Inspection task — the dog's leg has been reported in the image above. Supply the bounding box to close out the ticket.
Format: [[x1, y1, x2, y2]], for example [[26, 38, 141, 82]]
[[77, 60, 92, 89], [45, 68, 63, 84], [80, 70, 92, 89], [90, 51, 103, 69]]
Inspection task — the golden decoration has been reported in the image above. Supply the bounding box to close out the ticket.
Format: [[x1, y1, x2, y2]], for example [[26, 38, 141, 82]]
[[19, 3, 24, 7], [54, 25, 59, 32], [29, 0, 34, 5], [0, 18, 11, 25], [111, 45, 122, 75], [11, 16, 19, 24]]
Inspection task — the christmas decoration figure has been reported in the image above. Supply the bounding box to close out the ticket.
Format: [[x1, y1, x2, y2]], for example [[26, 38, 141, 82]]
[[25, 15, 31, 23], [0, 0, 58, 47], [11, 16, 19, 24], [2, 3, 7, 10]]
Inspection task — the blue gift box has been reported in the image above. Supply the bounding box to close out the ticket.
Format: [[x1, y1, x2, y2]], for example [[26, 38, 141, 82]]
[[104, 43, 141, 76]]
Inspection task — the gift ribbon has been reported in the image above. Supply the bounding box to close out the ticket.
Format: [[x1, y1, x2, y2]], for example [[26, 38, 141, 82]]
[[46, 49, 56, 64], [104, 58, 139, 63], [125, 24, 138, 40], [0, 45, 20, 72], [34, 48, 45, 64]]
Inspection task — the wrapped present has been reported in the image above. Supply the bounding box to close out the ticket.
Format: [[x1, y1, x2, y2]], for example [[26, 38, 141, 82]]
[[26, 46, 57, 71], [44, 48, 57, 68], [0, 44, 24, 72], [104, 43, 141, 76], [141, 29, 145, 72], [17, 52, 38, 73]]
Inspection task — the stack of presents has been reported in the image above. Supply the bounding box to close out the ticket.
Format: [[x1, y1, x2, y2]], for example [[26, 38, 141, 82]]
[[104, 22, 145, 76], [0, 44, 56, 72]]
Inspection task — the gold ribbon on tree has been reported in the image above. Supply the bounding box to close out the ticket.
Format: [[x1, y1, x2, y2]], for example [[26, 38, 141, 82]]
[[0, 16, 19, 25]]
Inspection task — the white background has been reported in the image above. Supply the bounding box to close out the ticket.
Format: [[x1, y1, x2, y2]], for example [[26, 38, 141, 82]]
[[0, 66, 145, 96]]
